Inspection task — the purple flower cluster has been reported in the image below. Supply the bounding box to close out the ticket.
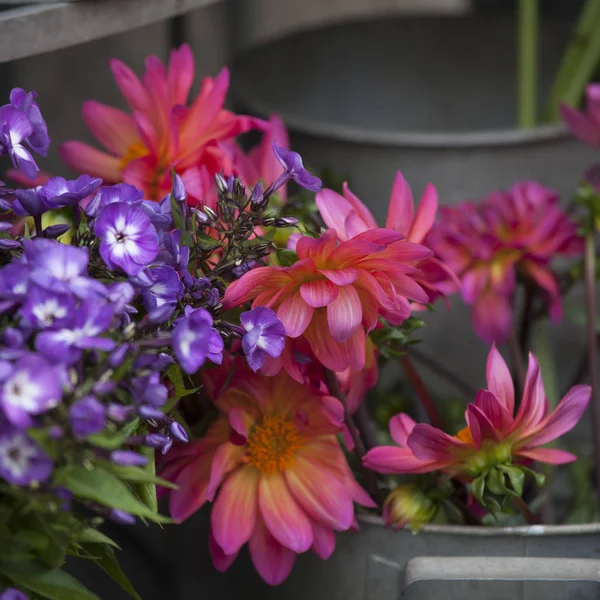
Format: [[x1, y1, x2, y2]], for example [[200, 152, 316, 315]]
[[0, 88, 50, 179]]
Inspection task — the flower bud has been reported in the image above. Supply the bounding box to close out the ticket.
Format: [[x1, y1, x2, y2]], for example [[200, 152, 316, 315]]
[[169, 421, 189, 444], [110, 450, 148, 467], [383, 484, 438, 532], [172, 173, 187, 203]]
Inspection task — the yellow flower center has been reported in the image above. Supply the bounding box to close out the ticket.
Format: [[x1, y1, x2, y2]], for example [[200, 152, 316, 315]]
[[455, 426, 474, 445], [245, 415, 303, 475], [120, 141, 150, 171]]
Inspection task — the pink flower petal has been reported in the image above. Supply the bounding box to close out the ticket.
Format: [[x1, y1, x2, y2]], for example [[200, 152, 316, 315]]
[[315, 188, 355, 241], [408, 182, 438, 244], [466, 404, 500, 448], [211, 466, 259, 555], [277, 293, 314, 338], [486, 344, 515, 415], [259, 472, 313, 553], [362, 446, 437, 474], [296, 229, 338, 264], [472, 290, 512, 344], [385, 171, 414, 235], [522, 385, 591, 447], [170, 454, 213, 523], [474, 389, 513, 432], [168, 43, 194, 106], [206, 442, 244, 502], [513, 353, 548, 433], [517, 447, 578, 464], [223, 266, 291, 308], [81, 101, 139, 156], [327, 284, 362, 343], [342, 182, 377, 230], [209, 529, 238, 573], [59, 142, 122, 182], [560, 103, 600, 148], [320, 268, 359, 286], [389, 413, 417, 446], [310, 520, 336, 560], [228, 406, 254, 440], [300, 279, 339, 308], [249, 515, 296, 586], [407, 423, 466, 461], [109, 58, 151, 114]]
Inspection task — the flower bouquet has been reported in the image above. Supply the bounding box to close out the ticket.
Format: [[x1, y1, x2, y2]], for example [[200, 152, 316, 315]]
[[0, 44, 597, 598]]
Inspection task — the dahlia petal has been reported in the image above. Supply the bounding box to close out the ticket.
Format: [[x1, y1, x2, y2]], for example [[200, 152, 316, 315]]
[[408, 182, 438, 244], [514, 353, 547, 433], [389, 413, 417, 447], [342, 182, 377, 229], [327, 284, 362, 343], [295, 229, 338, 263], [345, 210, 370, 239], [385, 171, 414, 235], [211, 466, 259, 555], [474, 389, 513, 432], [209, 529, 238, 573], [277, 293, 314, 338], [523, 385, 591, 447], [407, 423, 467, 461], [109, 58, 151, 114], [466, 404, 500, 447], [249, 515, 296, 586], [259, 472, 313, 553], [522, 261, 563, 323], [59, 142, 121, 181], [206, 442, 244, 502], [320, 268, 359, 286], [486, 344, 515, 415], [81, 101, 139, 156], [285, 455, 354, 531], [362, 446, 437, 474], [472, 291, 512, 344], [387, 273, 430, 304], [223, 267, 291, 308], [560, 103, 600, 148], [168, 43, 194, 106], [300, 279, 339, 308], [315, 188, 355, 241], [517, 447, 578, 464], [169, 455, 212, 523], [310, 520, 336, 560], [228, 406, 255, 440]]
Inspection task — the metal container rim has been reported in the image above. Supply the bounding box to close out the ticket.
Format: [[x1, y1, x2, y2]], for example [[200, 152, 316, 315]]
[[358, 514, 600, 536]]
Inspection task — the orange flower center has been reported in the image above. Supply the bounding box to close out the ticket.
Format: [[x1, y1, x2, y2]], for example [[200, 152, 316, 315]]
[[455, 426, 474, 445], [120, 141, 150, 171], [245, 415, 303, 475]]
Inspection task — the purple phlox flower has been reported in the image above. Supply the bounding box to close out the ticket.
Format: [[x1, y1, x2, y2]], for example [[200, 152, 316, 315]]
[[0, 327, 28, 361], [107, 403, 136, 423], [13, 175, 102, 217], [106, 281, 136, 315], [134, 352, 173, 372], [48, 425, 64, 440], [205, 287, 220, 308], [35, 299, 115, 365], [141, 265, 183, 316], [0, 354, 61, 428], [169, 421, 189, 443], [232, 260, 257, 278], [111, 450, 148, 467], [141, 195, 173, 231], [109, 509, 136, 525], [250, 182, 264, 205], [145, 433, 172, 453], [0, 262, 29, 304], [173, 173, 187, 203], [0, 105, 38, 179], [0, 238, 21, 250], [20, 285, 74, 329], [240, 307, 286, 372], [172, 306, 224, 374], [215, 173, 234, 195], [148, 303, 176, 325], [0, 588, 28, 600], [270, 142, 322, 193], [9, 88, 50, 156], [85, 183, 144, 219], [128, 372, 168, 407], [23, 238, 104, 299], [108, 344, 130, 368], [70, 395, 106, 437], [95, 202, 159, 276], [0, 360, 13, 382], [44, 224, 72, 239], [53, 485, 72, 510]]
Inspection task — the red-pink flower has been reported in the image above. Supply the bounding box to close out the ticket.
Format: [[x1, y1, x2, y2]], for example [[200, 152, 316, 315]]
[[561, 84, 600, 148], [158, 369, 374, 585], [60, 44, 266, 205], [429, 182, 583, 343], [223, 228, 432, 372], [364, 345, 590, 479], [316, 172, 459, 306]]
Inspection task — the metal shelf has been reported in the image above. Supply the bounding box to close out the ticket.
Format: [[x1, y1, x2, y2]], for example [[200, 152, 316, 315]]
[[0, 0, 222, 63]]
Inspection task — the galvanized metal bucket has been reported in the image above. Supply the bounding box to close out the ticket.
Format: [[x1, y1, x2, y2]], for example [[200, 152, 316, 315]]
[[231, 14, 598, 223], [69, 510, 600, 599]]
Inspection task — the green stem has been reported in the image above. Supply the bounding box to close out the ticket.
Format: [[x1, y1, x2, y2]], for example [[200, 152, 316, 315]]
[[544, 0, 600, 122], [517, 0, 539, 128], [584, 232, 600, 509]]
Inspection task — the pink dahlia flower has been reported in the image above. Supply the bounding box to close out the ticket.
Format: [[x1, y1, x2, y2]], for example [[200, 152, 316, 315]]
[[60, 45, 267, 205], [364, 345, 590, 480], [316, 172, 459, 306], [429, 181, 582, 343], [560, 84, 600, 148], [223, 228, 432, 372], [159, 369, 374, 585]]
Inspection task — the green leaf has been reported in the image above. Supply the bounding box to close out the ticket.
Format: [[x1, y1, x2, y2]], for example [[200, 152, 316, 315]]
[[74, 528, 120, 550], [470, 473, 486, 505], [165, 364, 200, 402], [196, 232, 222, 251], [532, 320, 559, 410], [0, 561, 100, 600], [56, 465, 171, 523], [87, 418, 140, 450], [276, 249, 298, 267], [80, 544, 141, 600], [99, 462, 177, 490], [130, 448, 157, 513], [499, 465, 525, 497]]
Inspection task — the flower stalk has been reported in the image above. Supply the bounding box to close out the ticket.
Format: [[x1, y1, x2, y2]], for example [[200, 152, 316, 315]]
[[517, 0, 539, 128]]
